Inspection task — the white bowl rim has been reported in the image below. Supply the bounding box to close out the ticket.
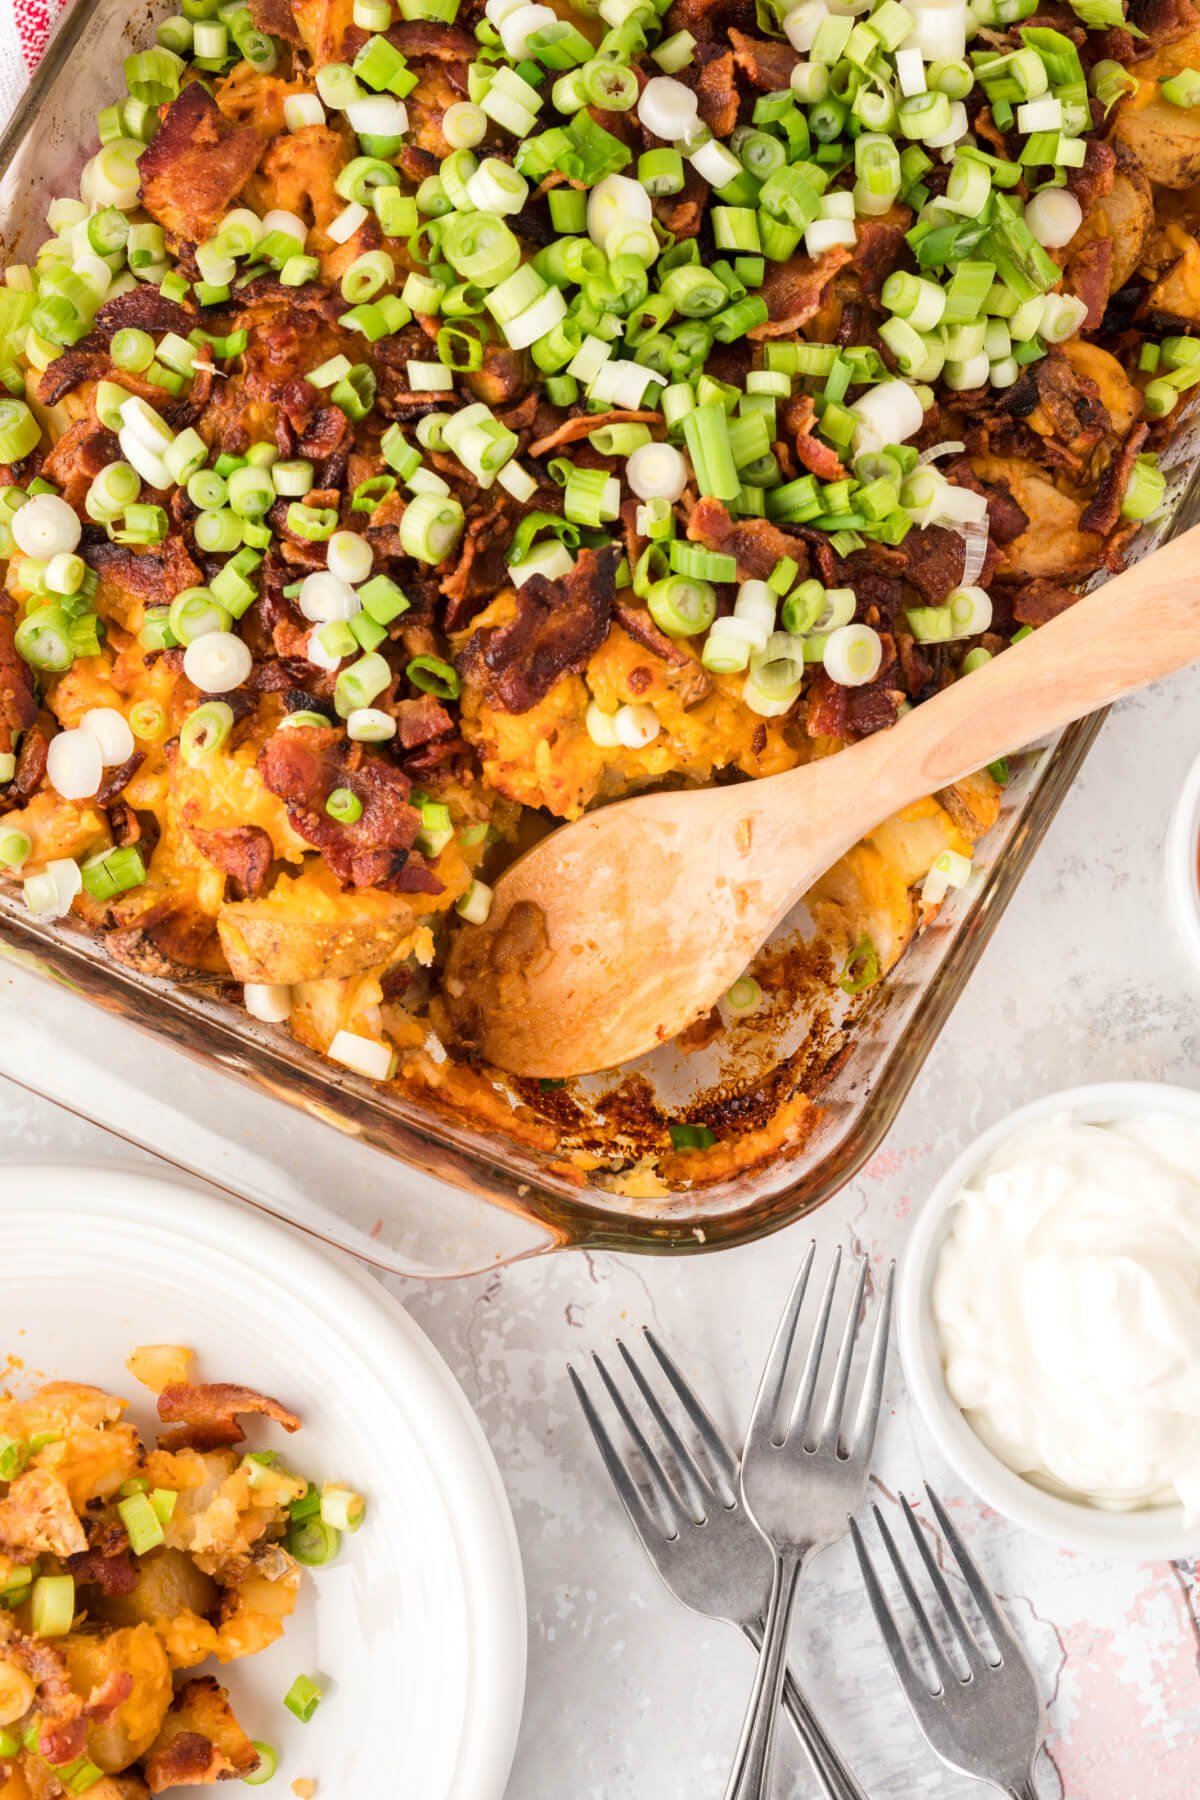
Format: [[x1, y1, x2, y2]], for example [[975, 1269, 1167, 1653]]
[[1165, 747, 1200, 978], [897, 1079, 1200, 1561]]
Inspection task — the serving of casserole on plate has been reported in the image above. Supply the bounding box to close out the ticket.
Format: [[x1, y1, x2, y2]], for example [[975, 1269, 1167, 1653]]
[[0, 1164, 527, 1796], [0, 0, 1198, 1205]]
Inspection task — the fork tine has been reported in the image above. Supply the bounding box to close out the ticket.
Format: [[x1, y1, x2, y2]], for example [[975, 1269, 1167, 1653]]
[[847, 1261, 895, 1461], [641, 1328, 739, 1497], [921, 1486, 1020, 1661], [787, 1246, 842, 1443], [899, 1495, 990, 1676], [592, 1351, 688, 1531], [747, 1240, 817, 1446], [569, 1364, 663, 1547], [872, 1504, 956, 1691], [849, 1516, 934, 1717], [616, 1339, 714, 1520], [816, 1255, 869, 1452]]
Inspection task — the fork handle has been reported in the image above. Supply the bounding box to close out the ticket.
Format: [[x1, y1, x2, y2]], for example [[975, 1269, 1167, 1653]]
[[1007, 1781, 1041, 1799], [723, 1547, 805, 1800], [741, 1621, 869, 1800]]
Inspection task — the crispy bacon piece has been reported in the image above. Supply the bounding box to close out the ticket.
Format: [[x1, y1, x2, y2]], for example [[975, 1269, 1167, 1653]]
[[806, 655, 900, 741], [144, 1678, 261, 1793], [463, 344, 532, 411], [528, 409, 661, 459], [684, 49, 739, 137], [686, 497, 811, 583], [138, 83, 263, 244], [1012, 578, 1080, 626], [97, 751, 146, 808], [897, 525, 966, 606], [100, 289, 199, 337], [393, 694, 455, 749], [748, 247, 853, 339], [88, 538, 205, 611], [0, 603, 38, 756], [1067, 238, 1115, 330], [1067, 139, 1116, 209], [189, 825, 275, 900], [855, 211, 911, 298], [9, 725, 49, 803], [1081, 423, 1152, 535], [944, 458, 1029, 545], [39, 420, 119, 511], [1128, 0, 1199, 44], [664, 0, 760, 43], [1025, 348, 1112, 449], [249, 0, 301, 38], [65, 1533, 139, 1598], [457, 544, 619, 713], [439, 508, 518, 631], [12, 1636, 74, 1711], [85, 1669, 136, 1719], [729, 28, 798, 89], [258, 724, 439, 892], [785, 396, 848, 481], [388, 20, 477, 57], [40, 1716, 88, 1768], [157, 1381, 300, 1451]]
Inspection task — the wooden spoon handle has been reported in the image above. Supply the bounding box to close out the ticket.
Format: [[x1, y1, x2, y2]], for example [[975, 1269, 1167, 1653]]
[[871, 522, 1200, 810]]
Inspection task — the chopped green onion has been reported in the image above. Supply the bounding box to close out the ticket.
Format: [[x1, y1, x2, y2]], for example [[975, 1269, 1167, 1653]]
[[287, 1518, 341, 1565], [1121, 453, 1166, 520], [839, 934, 880, 995], [325, 787, 363, 824], [30, 1573, 75, 1637], [284, 1675, 324, 1723], [117, 1489, 165, 1554], [668, 1123, 717, 1150], [406, 655, 460, 699], [242, 1742, 279, 1786], [180, 701, 234, 765], [399, 494, 465, 565]]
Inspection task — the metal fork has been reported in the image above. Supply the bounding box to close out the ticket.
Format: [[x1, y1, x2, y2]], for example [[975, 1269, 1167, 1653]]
[[725, 1245, 895, 1800], [851, 1486, 1047, 1798], [569, 1330, 868, 1800]]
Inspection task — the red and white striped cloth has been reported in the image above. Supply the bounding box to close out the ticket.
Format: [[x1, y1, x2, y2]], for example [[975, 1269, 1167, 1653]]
[[0, 0, 71, 130]]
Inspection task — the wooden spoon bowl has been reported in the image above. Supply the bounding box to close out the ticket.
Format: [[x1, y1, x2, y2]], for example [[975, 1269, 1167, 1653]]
[[445, 525, 1200, 1078]]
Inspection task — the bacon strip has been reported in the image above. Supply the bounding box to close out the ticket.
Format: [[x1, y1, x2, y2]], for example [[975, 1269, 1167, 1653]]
[[0, 603, 38, 757], [749, 247, 852, 340], [457, 545, 619, 714], [1080, 422, 1152, 535], [157, 1381, 301, 1451], [528, 410, 661, 459], [258, 726, 439, 894]]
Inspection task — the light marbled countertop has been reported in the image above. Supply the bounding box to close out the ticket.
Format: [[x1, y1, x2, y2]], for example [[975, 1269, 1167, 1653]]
[[3, 667, 1200, 1797]]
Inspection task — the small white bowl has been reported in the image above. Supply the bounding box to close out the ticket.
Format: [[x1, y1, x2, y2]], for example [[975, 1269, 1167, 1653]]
[[898, 1080, 1200, 1561], [1165, 747, 1200, 977]]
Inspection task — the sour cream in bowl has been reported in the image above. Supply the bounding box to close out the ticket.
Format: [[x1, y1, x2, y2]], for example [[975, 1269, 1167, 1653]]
[[898, 1083, 1200, 1560]]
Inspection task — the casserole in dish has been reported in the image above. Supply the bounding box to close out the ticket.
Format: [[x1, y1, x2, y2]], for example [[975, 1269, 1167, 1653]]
[[0, 0, 1197, 1261]]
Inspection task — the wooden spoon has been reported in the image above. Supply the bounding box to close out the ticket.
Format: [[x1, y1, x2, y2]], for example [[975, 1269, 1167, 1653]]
[[445, 524, 1200, 1077]]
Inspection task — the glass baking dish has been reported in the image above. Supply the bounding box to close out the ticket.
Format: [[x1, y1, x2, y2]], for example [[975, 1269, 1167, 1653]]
[[3, 0, 1197, 1277]]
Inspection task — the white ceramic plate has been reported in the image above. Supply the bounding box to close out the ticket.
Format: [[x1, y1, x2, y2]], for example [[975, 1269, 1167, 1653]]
[[0, 1161, 526, 1795]]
